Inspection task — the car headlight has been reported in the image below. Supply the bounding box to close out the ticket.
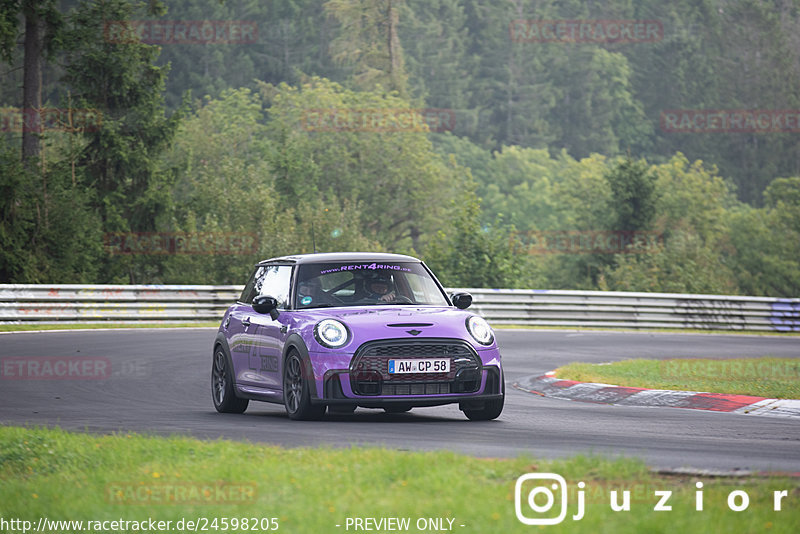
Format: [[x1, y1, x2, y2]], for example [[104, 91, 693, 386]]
[[314, 319, 350, 348], [466, 316, 494, 345]]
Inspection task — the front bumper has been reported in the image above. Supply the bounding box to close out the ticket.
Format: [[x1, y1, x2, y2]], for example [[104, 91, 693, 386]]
[[308, 338, 503, 407]]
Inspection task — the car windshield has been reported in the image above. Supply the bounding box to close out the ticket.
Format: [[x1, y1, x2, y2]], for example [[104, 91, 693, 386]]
[[294, 261, 449, 309]]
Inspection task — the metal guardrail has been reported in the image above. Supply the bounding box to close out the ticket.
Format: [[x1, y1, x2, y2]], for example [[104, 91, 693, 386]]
[[461, 288, 800, 332], [0, 285, 241, 323], [0, 285, 798, 332]]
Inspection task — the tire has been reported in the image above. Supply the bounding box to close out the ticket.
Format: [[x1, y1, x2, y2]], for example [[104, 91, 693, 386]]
[[212, 345, 249, 414], [283, 350, 326, 420], [462, 396, 504, 421]]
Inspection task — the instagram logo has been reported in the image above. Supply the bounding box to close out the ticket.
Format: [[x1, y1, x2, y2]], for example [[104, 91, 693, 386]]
[[515, 473, 579, 525]]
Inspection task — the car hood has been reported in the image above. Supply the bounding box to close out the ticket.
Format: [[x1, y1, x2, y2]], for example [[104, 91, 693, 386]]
[[292, 306, 492, 351]]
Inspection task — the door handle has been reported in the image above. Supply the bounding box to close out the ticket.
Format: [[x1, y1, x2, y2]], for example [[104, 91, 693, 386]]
[[242, 318, 251, 327]]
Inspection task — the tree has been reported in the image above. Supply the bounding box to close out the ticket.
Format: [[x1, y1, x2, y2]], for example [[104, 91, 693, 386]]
[[61, 0, 181, 282], [726, 177, 800, 296], [465, 0, 559, 149], [547, 48, 653, 158], [159, 87, 380, 283], [0, 0, 62, 166], [325, 0, 409, 96], [0, 137, 103, 283], [423, 190, 520, 289], [605, 156, 658, 232], [401, 0, 474, 137], [259, 76, 461, 252], [600, 155, 739, 294]]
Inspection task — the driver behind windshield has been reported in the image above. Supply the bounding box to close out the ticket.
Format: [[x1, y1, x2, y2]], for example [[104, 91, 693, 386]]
[[364, 273, 396, 303]]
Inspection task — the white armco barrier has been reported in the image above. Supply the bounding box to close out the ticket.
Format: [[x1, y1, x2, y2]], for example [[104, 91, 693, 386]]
[[0, 285, 798, 332]]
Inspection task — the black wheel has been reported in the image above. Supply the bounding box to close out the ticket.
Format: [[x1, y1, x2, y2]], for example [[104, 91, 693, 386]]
[[283, 351, 326, 420], [462, 396, 504, 421], [383, 405, 412, 414], [212, 345, 248, 413]]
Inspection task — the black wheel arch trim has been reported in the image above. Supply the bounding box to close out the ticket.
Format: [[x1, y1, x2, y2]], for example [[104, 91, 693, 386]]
[[213, 332, 237, 390], [282, 333, 318, 399]]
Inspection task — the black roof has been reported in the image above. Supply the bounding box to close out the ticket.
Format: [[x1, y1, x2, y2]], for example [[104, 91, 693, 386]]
[[257, 252, 421, 265]]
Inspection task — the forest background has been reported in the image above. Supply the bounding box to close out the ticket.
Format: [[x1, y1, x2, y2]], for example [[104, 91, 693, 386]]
[[1, 0, 798, 297]]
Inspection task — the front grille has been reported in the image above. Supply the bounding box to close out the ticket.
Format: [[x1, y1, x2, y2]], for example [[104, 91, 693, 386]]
[[350, 339, 482, 396]]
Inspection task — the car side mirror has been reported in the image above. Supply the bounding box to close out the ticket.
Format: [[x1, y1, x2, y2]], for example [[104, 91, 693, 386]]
[[253, 295, 280, 320], [451, 292, 472, 310]]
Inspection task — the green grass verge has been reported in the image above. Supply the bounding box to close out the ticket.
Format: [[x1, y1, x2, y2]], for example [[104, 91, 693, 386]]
[[555, 358, 800, 399], [0, 323, 218, 332], [1, 426, 798, 533]]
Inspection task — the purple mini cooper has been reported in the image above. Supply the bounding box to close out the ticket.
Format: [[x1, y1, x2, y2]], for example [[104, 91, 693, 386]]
[[212, 253, 504, 420]]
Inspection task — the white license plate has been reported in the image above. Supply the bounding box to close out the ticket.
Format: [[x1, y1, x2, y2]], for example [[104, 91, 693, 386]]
[[388, 358, 450, 374]]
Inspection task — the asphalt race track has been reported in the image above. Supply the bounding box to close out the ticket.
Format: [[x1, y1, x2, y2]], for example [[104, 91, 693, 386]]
[[1, 329, 799, 471]]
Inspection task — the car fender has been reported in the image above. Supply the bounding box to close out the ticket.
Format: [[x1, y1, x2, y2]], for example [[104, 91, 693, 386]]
[[212, 332, 237, 389], [282, 333, 318, 399]]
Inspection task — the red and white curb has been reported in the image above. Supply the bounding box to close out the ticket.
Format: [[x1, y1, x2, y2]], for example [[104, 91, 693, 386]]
[[513, 371, 800, 419]]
